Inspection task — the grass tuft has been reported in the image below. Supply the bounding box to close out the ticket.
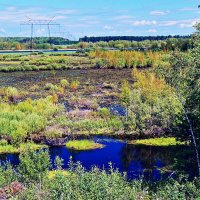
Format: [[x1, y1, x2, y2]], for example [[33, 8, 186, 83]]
[[128, 137, 186, 146], [66, 140, 104, 151], [0, 143, 47, 154]]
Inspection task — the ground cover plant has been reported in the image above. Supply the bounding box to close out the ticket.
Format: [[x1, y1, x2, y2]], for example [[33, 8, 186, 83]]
[[66, 139, 104, 150], [0, 142, 47, 154], [128, 137, 186, 146], [0, 54, 94, 72], [0, 94, 61, 146]]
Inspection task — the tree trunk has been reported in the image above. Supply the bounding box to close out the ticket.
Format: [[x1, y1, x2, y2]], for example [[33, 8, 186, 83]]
[[177, 92, 200, 177]]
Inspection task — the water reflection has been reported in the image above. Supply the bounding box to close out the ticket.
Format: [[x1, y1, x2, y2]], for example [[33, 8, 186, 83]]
[[0, 137, 196, 180]]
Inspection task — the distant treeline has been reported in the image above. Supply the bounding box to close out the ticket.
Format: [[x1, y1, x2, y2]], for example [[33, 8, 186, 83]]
[[79, 35, 190, 42], [0, 37, 77, 45], [78, 38, 194, 51], [0, 37, 79, 50]]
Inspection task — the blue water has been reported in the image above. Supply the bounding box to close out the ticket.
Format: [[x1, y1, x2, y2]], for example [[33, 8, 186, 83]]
[[0, 137, 182, 181]]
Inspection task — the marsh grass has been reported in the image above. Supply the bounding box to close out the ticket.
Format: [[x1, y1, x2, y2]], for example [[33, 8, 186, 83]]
[[66, 140, 104, 150], [0, 143, 47, 154], [128, 137, 186, 146]]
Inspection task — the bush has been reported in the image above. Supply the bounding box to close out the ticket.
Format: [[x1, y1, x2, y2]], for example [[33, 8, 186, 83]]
[[70, 80, 80, 91], [0, 139, 8, 146], [60, 79, 69, 88], [98, 108, 110, 118], [18, 149, 51, 183], [0, 97, 60, 145]]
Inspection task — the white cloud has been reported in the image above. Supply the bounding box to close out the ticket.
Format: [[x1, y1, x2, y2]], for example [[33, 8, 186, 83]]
[[159, 19, 200, 28], [131, 20, 157, 26], [150, 10, 170, 16], [148, 29, 157, 33], [103, 25, 113, 30], [159, 21, 178, 26], [179, 19, 200, 28]]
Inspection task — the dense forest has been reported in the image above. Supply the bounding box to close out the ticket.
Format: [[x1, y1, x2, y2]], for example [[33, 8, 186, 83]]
[[79, 35, 190, 42]]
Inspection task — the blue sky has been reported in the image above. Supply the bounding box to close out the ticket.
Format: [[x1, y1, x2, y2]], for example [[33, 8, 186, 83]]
[[0, 0, 199, 39]]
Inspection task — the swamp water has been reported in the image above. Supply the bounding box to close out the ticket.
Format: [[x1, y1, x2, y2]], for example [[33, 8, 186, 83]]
[[0, 70, 197, 180], [0, 137, 196, 181]]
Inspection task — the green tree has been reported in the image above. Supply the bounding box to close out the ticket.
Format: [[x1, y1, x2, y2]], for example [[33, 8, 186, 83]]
[[155, 24, 200, 176]]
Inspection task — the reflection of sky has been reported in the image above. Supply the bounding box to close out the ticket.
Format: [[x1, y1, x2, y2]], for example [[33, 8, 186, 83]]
[[0, 137, 174, 181]]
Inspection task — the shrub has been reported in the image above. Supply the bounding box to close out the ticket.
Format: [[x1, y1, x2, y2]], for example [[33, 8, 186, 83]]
[[98, 108, 110, 118], [0, 96, 60, 145], [0, 139, 8, 146], [45, 129, 63, 139], [18, 150, 51, 183], [70, 80, 80, 91], [60, 79, 69, 88], [44, 83, 55, 91]]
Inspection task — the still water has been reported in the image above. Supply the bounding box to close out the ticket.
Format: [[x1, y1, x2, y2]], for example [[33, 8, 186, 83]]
[[0, 137, 196, 181]]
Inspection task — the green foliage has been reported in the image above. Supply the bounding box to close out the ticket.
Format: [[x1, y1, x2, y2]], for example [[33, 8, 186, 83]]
[[154, 30, 200, 141], [0, 139, 8, 146], [58, 117, 123, 134], [18, 149, 51, 183], [44, 129, 63, 139], [98, 108, 110, 118], [0, 97, 60, 145], [126, 69, 183, 133], [0, 87, 20, 102], [19, 161, 200, 200], [60, 79, 69, 88], [120, 80, 131, 106], [129, 137, 186, 146], [0, 153, 200, 199], [0, 54, 94, 72], [66, 140, 104, 150], [0, 143, 47, 154], [0, 162, 16, 188]]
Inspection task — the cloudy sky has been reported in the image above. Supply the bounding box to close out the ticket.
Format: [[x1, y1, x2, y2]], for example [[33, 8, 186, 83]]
[[0, 0, 199, 39]]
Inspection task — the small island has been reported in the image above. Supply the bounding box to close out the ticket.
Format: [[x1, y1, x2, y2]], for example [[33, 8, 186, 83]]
[[66, 140, 104, 151], [128, 137, 186, 147]]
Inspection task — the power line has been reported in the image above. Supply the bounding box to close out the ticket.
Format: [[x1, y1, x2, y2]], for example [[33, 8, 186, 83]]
[[20, 16, 60, 49]]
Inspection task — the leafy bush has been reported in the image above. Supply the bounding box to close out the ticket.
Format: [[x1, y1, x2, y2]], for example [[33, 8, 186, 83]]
[[18, 149, 50, 183], [98, 108, 110, 118], [70, 80, 80, 91], [60, 79, 69, 88], [0, 139, 8, 146], [0, 97, 60, 145], [123, 69, 183, 134]]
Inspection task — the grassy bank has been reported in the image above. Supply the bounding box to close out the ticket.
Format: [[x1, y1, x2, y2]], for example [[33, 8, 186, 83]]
[[128, 137, 186, 146], [0, 143, 47, 154], [66, 140, 104, 150]]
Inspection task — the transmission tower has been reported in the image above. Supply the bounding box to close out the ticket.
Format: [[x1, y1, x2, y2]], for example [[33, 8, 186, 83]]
[[20, 16, 60, 50]]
